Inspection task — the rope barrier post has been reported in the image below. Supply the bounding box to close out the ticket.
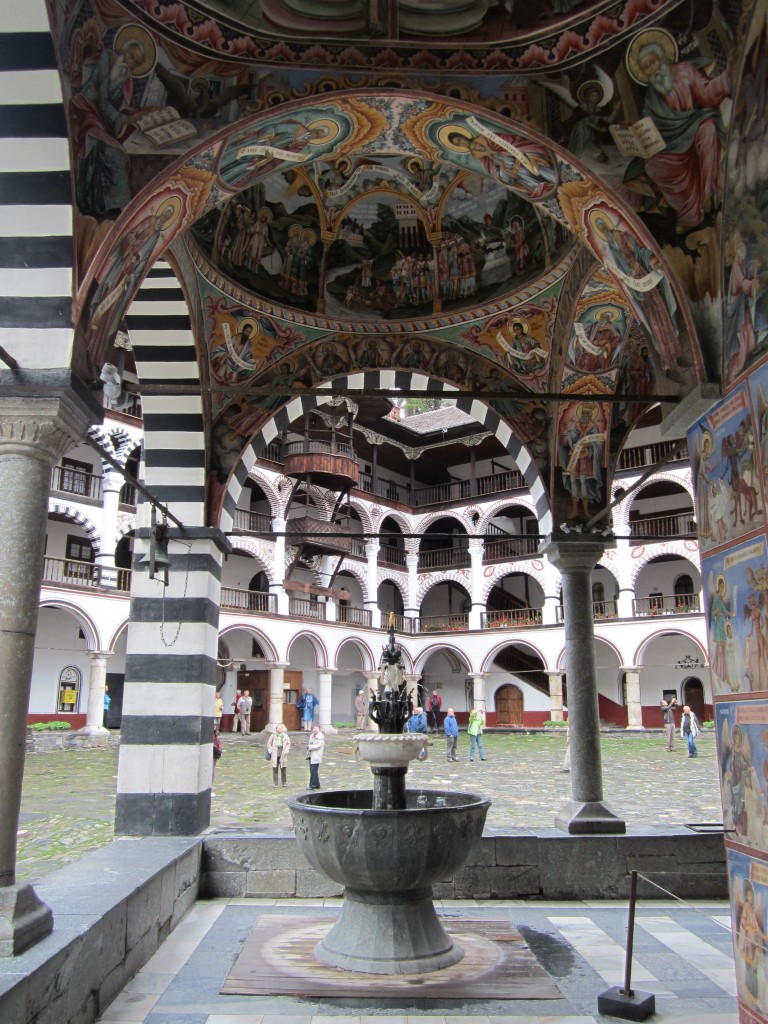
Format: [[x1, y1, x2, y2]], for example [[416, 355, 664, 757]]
[[597, 870, 656, 1021]]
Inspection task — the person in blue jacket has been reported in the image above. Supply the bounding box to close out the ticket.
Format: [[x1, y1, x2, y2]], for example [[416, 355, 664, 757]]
[[407, 705, 428, 734], [444, 706, 459, 761]]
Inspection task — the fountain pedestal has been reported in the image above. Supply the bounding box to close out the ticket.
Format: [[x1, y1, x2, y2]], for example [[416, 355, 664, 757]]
[[287, 732, 489, 975]]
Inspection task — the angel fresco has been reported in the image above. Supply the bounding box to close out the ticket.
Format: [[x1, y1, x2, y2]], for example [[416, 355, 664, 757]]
[[708, 572, 735, 693], [542, 67, 618, 164], [744, 566, 768, 691]]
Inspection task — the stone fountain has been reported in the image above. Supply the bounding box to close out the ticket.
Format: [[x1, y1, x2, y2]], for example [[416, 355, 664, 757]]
[[286, 621, 490, 975]]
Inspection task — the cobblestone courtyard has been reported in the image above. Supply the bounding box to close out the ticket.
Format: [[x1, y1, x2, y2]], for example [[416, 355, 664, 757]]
[[18, 729, 723, 883]]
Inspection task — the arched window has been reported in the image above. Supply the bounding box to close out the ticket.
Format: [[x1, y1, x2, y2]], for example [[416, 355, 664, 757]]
[[57, 665, 82, 713]]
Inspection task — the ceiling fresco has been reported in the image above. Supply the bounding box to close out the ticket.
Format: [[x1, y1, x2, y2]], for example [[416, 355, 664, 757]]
[[49, 0, 765, 527]]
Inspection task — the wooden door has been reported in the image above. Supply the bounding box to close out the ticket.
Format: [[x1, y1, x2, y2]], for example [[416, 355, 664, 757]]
[[237, 669, 269, 731], [283, 670, 303, 731], [683, 678, 705, 724], [495, 684, 523, 726]]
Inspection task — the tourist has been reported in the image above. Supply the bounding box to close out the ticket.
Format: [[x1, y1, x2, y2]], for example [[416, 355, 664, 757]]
[[267, 723, 291, 787], [214, 691, 224, 732], [444, 707, 459, 761], [103, 684, 111, 728], [660, 696, 678, 751], [354, 688, 367, 730], [298, 688, 319, 731], [212, 724, 222, 783], [468, 706, 486, 761], [428, 690, 443, 732], [680, 704, 701, 758], [238, 689, 253, 735], [231, 690, 242, 732], [307, 724, 325, 789], [407, 706, 428, 733]]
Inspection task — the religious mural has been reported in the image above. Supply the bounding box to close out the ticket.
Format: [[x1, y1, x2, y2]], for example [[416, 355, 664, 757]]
[[690, 384, 763, 555], [717, 697, 768, 851], [722, 2, 768, 386], [728, 847, 768, 1013]]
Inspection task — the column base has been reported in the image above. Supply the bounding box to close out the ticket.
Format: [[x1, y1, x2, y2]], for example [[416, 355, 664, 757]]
[[555, 800, 626, 835], [75, 725, 110, 742], [0, 882, 54, 956]]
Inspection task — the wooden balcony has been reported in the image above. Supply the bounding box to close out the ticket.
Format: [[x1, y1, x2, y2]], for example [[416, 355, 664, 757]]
[[378, 544, 407, 569], [417, 547, 470, 570], [337, 605, 372, 627], [289, 598, 327, 621], [42, 557, 131, 592], [629, 511, 696, 543], [483, 534, 538, 563], [283, 439, 359, 489], [233, 509, 273, 535], [482, 607, 543, 629], [633, 594, 701, 617], [50, 466, 102, 501], [555, 600, 617, 623], [418, 613, 469, 633], [221, 588, 276, 614]]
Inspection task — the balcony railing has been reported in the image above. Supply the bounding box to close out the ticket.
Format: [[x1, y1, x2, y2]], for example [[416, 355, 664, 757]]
[[347, 537, 367, 559], [629, 512, 696, 542], [289, 598, 327, 621], [378, 544, 407, 568], [633, 593, 701, 617], [555, 600, 618, 623], [337, 605, 372, 627], [418, 613, 470, 633], [220, 587, 276, 614], [418, 547, 470, 570], [483, 534, 539, 562], [233, 509, 273, 535], [358, 473, 410, 504], [283, 439, 356, 460], [118, 483, 136, 509], [482, 607, 543, 629], [43, 556, 101, 589], [384, 613, 413, 634], [51, 466, 102, 501], [617, 439, 689, 472]]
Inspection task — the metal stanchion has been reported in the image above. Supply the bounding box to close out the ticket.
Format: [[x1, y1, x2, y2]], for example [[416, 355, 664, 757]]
[[597, 870, 656, 1020]]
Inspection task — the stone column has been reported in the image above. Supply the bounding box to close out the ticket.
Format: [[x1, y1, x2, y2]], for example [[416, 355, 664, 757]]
[[264, 662, 288, 732], [468, 538, 485, 630], [405, 552, 419, 622], [469, 673, 486, 710], [94, 466, 121, 588], [271, 516, 289, 614], [403, 673, 421, 708], [0, 392, 96, 955], [622, 666, 644, 729], [362, 671, 381, 731], [365, 540, 381, 628], [79, 650, 112, 737], [617, 587, 635, 618], [543, 535, 625, 835], [546, 670, 564, 722], [318, 669, 337, 734]]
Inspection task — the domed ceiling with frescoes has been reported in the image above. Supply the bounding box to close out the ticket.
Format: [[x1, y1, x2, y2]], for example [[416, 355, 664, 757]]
[[50, 0, 764, 527]]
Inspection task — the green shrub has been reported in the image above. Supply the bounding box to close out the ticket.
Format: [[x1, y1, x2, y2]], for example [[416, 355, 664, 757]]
[[28, 720, 73, 732], [542, 719, 568, 727], [702, 720, 715, 729], [332, 721, 356, 729]]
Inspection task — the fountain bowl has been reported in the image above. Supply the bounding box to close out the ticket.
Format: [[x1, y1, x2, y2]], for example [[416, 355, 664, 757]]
[[287, 788, 490, 974]]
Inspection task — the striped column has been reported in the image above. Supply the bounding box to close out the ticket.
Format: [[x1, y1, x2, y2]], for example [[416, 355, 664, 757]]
[[115, 261, 220, 834], [115, 524, 229, 835], [0, 2, 74, 373]]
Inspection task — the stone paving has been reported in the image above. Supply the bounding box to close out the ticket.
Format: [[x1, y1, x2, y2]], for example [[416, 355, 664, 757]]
[[18, 728, 722, 883]]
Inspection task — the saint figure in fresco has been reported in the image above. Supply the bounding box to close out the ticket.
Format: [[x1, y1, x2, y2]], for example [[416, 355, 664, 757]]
[[708, 573, 733, 690], [693, 430, 718, 544], [590, 211, 678, 370], [573, 307, 622, 372], [497, 318, 547, 376], [736, 878, 764, 1004], [558, 402, 605, 521], [69, 27, 155, 220], [624, 31, 730, 230], [726, 233, 761, 382]]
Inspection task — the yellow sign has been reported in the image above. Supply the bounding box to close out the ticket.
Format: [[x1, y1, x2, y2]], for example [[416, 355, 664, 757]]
[[60, 689, 78, 705]]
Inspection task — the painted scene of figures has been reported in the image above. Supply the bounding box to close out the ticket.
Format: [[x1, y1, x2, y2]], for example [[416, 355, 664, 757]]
[[702, 537, 768, 696], [690, 384, 763, 555]]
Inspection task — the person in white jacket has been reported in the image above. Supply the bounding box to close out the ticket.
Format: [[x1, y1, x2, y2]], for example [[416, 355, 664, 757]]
[[306, 725, 324, 789], [680, 705, 700, 758]]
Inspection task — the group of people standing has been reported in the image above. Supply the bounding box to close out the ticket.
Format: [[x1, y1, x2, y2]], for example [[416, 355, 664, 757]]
[[265, 723, 325, 790], [444, 705, 487, 762], [660, 697, 702, 757]]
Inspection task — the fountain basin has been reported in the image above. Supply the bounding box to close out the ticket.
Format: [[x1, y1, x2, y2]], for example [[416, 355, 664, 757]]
[[287, 788, 490, 974]]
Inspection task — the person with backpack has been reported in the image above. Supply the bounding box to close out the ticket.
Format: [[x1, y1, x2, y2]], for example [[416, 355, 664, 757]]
[[237, 689, 253, 735], [428, 690, 443, 732]]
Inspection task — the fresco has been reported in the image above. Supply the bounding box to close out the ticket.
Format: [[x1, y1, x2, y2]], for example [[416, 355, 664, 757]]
[[727, 846, 768, 1015], [690, 384, 763, 556], [748, 360, 768, 510], [722, 4, 768, 385], [192, 157, 558, 321], [701, 537, 768, 696], [554, 395, 611, 525], [716, 698, 768, 852]]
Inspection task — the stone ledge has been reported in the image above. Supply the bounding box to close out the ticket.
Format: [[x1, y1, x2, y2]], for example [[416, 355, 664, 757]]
[[200, 826, 727, 901], [0, 837, 201, 1024]]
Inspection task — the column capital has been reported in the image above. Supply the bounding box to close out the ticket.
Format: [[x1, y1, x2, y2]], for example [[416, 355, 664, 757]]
[[87, 650, 113, 661], [318, 667, 337, 677], [545, 669, 564, 678], [543, 534, 615, 573], [0, 392, 96, 467]]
